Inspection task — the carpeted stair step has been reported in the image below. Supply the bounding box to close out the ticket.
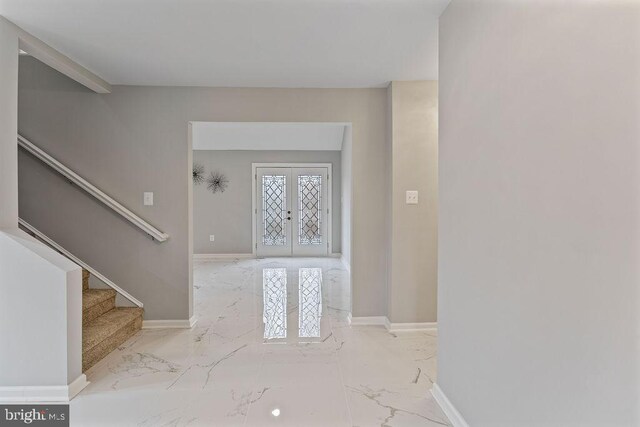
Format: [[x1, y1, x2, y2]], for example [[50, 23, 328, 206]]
[[83, 288, 116, 326], [83, 307, 143, 372]]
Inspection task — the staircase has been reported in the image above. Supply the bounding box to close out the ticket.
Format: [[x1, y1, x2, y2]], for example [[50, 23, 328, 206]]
[[82, 269, 143, 371], [17, 137, 159, 373]]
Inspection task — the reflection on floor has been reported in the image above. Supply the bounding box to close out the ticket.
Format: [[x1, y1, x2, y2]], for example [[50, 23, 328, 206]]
[[262, 267, 323, 340], [71, 258, 450, 426]]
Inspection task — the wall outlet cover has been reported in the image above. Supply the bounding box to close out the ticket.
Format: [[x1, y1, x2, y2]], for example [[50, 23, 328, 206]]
[[209, 235, 215, 242], [406, 190, 419, 204], [144, 192, 154, 206]]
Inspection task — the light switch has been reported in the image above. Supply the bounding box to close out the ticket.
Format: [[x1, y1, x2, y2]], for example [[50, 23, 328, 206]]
[[406, 190, 419, 205], [144, 192, 154, 206], [209, 235, 215, 242]]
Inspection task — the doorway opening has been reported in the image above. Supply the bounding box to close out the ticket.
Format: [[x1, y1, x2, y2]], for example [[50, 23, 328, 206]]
[[253, 163, 332, 257], [188, 121, 351, 262], [187, 121, 353, 326]]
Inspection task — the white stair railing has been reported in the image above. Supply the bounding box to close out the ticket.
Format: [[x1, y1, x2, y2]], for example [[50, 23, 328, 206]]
[[19, 218, 143, 308], [18, 134, 169, 242]]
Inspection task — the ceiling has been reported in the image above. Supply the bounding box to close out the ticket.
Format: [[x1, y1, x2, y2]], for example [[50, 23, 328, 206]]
[[191, 122, 347, 151], [0, 0, 450, 88]]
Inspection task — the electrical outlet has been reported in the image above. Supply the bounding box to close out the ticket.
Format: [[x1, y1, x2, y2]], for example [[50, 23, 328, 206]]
[[406, 190, 419, 205], [144, 192, 154, 206], [209, 235, 215, 242]]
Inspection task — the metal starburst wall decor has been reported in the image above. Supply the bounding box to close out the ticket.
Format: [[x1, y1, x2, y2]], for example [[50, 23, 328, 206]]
[[192, 163, 205, 185], [207, 171, 229, 193]]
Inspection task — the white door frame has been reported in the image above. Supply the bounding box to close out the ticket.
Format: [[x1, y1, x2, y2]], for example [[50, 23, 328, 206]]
[[252, 163, 332, 257]]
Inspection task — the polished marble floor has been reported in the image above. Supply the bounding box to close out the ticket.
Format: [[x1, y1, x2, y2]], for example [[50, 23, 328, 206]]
[[72, 258, 450, 426]]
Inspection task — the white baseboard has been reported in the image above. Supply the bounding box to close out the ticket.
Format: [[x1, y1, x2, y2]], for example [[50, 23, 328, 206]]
[[347, 313, 387, 326], [0, 374, 89, 403], [68, 374, 89, 400], [431, 383, 470, 427], [329, 253, 342, 258], [386, 321, 437, 332], [142, 315, 197, 329], [347, 314, 437, 332], [194, 253, 254, 260], [341, 255, 351, 273]]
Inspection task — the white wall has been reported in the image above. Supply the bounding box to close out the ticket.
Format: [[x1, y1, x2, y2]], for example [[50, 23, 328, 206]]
[[387, 81, 438, 323], [341, 126, 353, 270], [0, 230, 82, 390], [438, 1, 640, 425]]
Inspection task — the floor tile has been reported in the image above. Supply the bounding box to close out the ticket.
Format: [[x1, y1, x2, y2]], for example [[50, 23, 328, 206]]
[[244, 383, 352, 427], [73, 257, 450, 426]]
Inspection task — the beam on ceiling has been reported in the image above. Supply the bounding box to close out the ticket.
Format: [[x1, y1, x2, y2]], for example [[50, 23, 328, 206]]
[[2, 17, 111, 94]]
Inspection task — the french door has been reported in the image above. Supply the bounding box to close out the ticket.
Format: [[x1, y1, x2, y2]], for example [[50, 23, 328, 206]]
[[255, 166, 330, 257]]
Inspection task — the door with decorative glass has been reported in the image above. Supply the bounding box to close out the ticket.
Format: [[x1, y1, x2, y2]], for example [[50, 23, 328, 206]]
[[255, 166, 330, 257]]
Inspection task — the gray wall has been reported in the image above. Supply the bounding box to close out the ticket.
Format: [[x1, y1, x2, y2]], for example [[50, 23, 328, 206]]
[[387, 81, 438, 324], [193, 150, 341, 254], [18, 57, 193, 321], [439, 1, 640, 425], [18, 56, 388, 320], [0, 17, 18, 229]]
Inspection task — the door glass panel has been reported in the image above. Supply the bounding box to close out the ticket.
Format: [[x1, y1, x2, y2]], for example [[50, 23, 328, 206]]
[[297, 175, 322, 245], [263, 268, 287, 339], [262, 175, 287, 246], [299, 268, 322, 338]]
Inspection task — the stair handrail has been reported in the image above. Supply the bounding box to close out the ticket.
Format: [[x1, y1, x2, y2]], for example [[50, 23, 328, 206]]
[[18, 134, 169, 242], [19, 218, 143, 308]]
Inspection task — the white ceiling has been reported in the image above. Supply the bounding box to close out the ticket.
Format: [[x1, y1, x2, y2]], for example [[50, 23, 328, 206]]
[[0, 0, 450, 88], [191, 122, 347, 151]]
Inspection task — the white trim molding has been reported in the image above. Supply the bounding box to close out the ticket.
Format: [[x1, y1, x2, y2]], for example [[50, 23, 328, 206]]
[[142, 316, 197, 329], [193, 253, 254, 260], [19, 218, 143, 308], [385, 320, 437, 332], [431, 383, 470, 427], [1, 17, 112, 94], [347, 315, 437, 332], [341, 255, 351, 274], [18, 136, 168, 242], [67, 375, 89, 401], [347, 313, 387, 326], [0, 374, 89, 403]]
